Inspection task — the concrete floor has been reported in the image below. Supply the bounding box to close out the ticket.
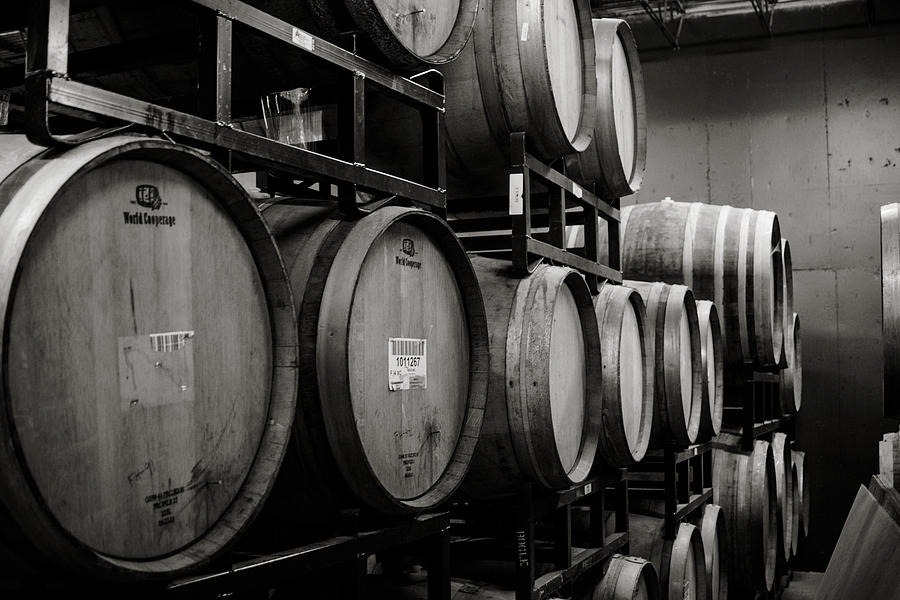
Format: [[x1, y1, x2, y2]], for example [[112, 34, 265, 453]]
[[782, 571, 824, 600]]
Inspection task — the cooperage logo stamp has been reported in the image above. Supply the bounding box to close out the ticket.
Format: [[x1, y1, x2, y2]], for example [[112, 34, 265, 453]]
[[401, 238, 416, 257], [134, 185, 164, 210]]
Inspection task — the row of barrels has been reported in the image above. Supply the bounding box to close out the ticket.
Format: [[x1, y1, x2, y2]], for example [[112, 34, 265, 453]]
[[239, 0, 648, 199], [710, 432, 811, 599], [40, 1, 646, 203], [0, 133, 694, 588], [569, 199, 803, 415]]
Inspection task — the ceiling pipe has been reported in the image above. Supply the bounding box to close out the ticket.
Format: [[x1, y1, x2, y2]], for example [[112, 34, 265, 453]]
[[594, 0, 900, 51]]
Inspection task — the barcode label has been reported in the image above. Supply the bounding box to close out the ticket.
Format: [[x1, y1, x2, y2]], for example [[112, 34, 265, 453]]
[[388, 337, 427, 391], [149, 331, 194, 352], [119, 330, 195, 410]]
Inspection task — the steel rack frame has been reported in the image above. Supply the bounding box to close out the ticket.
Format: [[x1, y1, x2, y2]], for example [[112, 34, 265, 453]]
[[449, 471, 629, 600], [446, 133, 622, 293], [163, 511, 452, 599], [626, 442, 714, 539], [23, 0, 446, 217], [722, 361, 794, 451]]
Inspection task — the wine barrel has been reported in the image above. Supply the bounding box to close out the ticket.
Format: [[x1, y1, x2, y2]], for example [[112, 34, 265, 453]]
[[252, 0, 478, 71], [779, 238, 794, 368], [440, 0, 597, 187], [597, 554, 660, 600], [564, 18, 647, 199], [790, 458, 802, 556], [882, 203, 900, 418], [696, 300, 724, 442], [628, 515, 707, 600], [594, 282, 654, 466], [689, 503, 729, 600], [780, 312, 802, 414], [771, 432, 794, 562], [462, 256, 602, 499], [619, 200, 784, 371], [712, 434, 778, 596], [792, 449, 810, 539], [259, 203, 489, 517], [624, 280, 702, 448], [0, 134, 297, 582]]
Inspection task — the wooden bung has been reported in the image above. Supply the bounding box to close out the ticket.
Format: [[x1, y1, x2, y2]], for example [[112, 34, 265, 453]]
[[627, 515, 707, 600], [624, 280, 702, 449], [0, 134, 297, 581], [440, 0, 597, 191], [594, 282, 654, 467], [564, 18, 647, 199], [596, 554, 660, 600], [696, 300, 724, 442], [462, 256, 602, 499], [689, 503, 729, 600], [260, 203, 489, 519], [712, 433, 778, 596]]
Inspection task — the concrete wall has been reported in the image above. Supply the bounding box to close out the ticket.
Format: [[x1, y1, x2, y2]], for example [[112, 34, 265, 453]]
[[626, 23, 900, 570]]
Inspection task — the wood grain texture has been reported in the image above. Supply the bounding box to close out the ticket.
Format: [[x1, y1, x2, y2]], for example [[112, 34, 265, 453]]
[[882, 203, 900, 419], [712, 434, 777, 597], [627, 515, 706, 600], [619, 201, 783, 373], [792, 449, 810, 539], [593, 282, 653, 467], [696, 300, 723, 442], [462, 257, 602, 498], [596, 554, 660, 600], [780, 312, 802, 414], [689, 503, 729, 600], [564, 18, 647, 199], [265, 204, 488, 515], [819, 485, 900, 600], [0, 135, 297, 580], [440, 0, 596, 178], [790, 459, 802, 556], [771, 433, 794, 562], [340, 0, 478, 68], [625, 281, 702, 449]]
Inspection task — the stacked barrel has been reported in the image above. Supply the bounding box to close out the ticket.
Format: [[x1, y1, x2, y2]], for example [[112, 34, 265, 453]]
[[592, 198, 809, 599], [1, 1, 815, 598]]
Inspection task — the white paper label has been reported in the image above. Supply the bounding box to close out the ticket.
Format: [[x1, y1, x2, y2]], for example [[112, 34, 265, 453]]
[[388, 337, 427, 391], [119, 330, 195, 410], [521, 22, 529, 41], [583, 483, 593, 495], [572, 183, 583, 199], [292, 27, 315, 51], [509, 173, 524, 215]]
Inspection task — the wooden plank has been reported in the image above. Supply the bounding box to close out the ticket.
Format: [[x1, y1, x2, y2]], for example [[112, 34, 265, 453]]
[[819, 485, 900, 600]]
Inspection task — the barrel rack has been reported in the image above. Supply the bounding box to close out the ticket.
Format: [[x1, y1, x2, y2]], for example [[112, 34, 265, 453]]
[[9, 1, 460, 598], [447, 471, 630, 600], [446, 132, 623, 293], [627, 442, 714, 539], [722, 361, 795, 451], [22, 0, 446, 217], [717, 360, 798, 598]]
